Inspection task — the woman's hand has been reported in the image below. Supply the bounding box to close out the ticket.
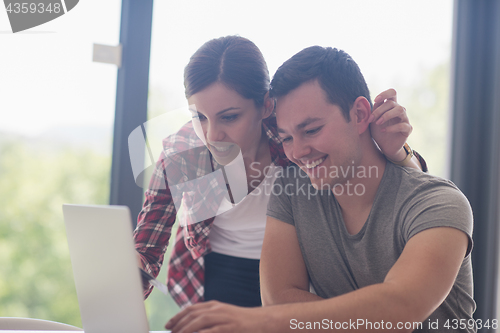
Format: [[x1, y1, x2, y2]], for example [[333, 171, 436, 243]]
[[137, 253, 144, 269], [369, 88, 412, 162]]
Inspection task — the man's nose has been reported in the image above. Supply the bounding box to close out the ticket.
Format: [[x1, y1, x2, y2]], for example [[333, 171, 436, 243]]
[[291, 138, 312, 161]]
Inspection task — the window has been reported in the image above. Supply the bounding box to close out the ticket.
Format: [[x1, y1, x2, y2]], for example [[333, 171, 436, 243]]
[[0, 0, 121, 326]]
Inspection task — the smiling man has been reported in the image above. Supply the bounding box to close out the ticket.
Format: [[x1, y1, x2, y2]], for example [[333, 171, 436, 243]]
[[165, 46, 476, 333], [261, 46, 475, 331]]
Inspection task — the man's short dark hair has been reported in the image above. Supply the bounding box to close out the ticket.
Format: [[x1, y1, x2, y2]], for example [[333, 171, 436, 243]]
[[269, 46, 372, 121]]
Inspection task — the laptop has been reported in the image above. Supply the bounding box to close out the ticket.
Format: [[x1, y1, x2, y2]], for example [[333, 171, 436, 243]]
[[63, 204, 151, 333]]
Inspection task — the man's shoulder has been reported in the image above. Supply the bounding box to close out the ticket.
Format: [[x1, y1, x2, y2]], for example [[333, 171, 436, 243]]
[[387, 164, 473, 225], [392, 164, 463, 197], [387, 164, 474, 256]]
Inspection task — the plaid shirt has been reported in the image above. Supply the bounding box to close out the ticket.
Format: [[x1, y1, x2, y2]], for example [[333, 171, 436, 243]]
[[133, 116, 290, 309]]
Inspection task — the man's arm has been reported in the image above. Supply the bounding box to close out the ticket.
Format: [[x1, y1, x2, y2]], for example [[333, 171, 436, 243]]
[[260, 217, 322, 305], [261, 221, 468, 330], [166, 225, 468, 333]]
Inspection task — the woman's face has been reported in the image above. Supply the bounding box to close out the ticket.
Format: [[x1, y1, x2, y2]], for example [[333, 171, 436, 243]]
[[188, 82, 269, 165]]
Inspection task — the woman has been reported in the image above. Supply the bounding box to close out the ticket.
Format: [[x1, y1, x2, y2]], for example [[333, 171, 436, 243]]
[[134, 35, 425, 309]]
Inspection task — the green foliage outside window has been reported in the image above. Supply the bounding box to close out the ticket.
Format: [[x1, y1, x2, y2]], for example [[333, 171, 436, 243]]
[[0, 135, 110, 327]]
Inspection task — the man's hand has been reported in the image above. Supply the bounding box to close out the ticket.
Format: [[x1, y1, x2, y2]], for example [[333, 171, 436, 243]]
[[165, 301, 272, 333], [369, 88, 412, 161]]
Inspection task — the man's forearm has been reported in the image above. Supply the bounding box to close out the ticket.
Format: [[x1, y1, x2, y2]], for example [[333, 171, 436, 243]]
[[264, 283, 427, 333], [264, 287, 323, 306]]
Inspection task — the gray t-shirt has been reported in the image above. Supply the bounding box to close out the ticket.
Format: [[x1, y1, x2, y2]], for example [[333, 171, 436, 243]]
[[267, 162, 476, 332]]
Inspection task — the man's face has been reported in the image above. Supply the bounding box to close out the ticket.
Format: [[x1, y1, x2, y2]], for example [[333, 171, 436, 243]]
[[276, 80, 361, 189]]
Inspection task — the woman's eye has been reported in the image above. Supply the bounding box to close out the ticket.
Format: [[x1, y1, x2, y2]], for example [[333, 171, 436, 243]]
[[222, 114, 238, 122], [281, 136, 292, 143], [193, 113, 207, 121]]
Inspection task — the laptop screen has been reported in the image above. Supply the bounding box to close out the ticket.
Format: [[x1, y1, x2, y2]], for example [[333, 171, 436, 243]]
[[63, 204, 150, 333]]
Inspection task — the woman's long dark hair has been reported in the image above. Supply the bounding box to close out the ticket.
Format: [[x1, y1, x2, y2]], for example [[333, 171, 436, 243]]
[[184, 36, 270, 107]]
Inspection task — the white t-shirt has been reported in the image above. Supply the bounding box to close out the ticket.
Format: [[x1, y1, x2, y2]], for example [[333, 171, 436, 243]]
[[209, 164, 278, 259]]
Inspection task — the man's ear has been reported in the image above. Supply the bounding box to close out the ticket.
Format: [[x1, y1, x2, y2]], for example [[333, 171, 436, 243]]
[[352, 96, 372, 134], [261, 92, 275, 119]]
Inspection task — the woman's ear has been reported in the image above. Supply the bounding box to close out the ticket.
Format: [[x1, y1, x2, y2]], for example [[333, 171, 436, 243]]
[[352, 96, 372, 134], [261, 92, 275, 119]]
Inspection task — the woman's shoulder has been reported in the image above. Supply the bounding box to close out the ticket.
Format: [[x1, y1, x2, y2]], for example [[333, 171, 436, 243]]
[[156, 120, 212, 180], [162, 120, 206, 155]]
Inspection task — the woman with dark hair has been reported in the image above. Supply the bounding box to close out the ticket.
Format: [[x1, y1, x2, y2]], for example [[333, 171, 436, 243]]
[[134, 36, 425, 309]]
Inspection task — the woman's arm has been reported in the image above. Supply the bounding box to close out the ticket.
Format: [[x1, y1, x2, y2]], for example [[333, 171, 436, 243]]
[[133, 150, 179, 298], [369, 89, 426, 172]]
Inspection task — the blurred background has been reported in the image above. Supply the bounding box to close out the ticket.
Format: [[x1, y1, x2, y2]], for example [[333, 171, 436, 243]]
[[0, 0, 467, 330]]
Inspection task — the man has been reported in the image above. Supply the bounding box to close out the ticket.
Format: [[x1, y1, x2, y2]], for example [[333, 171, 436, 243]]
[[166, 47, 475, 333]]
